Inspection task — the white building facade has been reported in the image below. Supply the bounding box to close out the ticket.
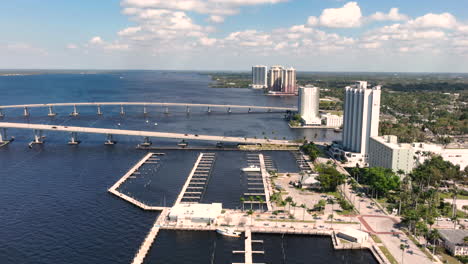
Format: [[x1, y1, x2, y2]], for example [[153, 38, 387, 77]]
[[368, 135, 414, 174], [368, 136, 468, 173], [342, 81, 381, 155], [322, 113, 343, 127], [268, 65, 284, 91], [298, 85, 321, 125], [251, 65, 267, 89], [282, 67, 297, 94]]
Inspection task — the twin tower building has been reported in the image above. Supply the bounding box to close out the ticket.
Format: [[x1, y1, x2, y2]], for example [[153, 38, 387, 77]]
[[251, 65, 297, 94]]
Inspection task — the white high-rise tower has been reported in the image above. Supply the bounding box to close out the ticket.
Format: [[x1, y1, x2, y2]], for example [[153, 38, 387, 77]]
[[251, 65, 267, 88], [298, 85, 321, 125], [268, 65, 284, 91], [342, 81, 381, 154]]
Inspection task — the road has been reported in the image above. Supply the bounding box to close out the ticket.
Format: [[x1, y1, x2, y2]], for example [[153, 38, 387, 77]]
[[0, 122, 299, 145]]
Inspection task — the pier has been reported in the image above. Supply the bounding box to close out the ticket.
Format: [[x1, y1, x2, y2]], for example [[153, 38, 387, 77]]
[[174, 153, 215, 205], [108, 152, 165, 211], [258, 154, 273, 211]]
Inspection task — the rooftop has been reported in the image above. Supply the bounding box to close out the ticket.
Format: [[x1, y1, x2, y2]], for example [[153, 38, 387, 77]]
[[438, 229, 468, 245]]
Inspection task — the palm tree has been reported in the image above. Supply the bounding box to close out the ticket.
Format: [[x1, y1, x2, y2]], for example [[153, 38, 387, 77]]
[[249, 196, 254, 210], [247, 210, 254, 226], [300, 204, 307, 221], [463, 205, 468, 218], [256, 196, 262, 211], [285, 196, 293, 213], [428, 229, 440, 255], [328, 214, 334, 229], [240, 197, 245, 212], [291, 202, 297, 216], [258, 198, 265, 212], [400, 244, 406, 264]]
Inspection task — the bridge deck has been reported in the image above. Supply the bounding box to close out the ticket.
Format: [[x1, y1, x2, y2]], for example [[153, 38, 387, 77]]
[[0, 122, 299, 145]]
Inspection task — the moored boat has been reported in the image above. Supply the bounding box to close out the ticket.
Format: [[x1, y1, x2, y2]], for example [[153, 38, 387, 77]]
[[216, 228, 241, 237]]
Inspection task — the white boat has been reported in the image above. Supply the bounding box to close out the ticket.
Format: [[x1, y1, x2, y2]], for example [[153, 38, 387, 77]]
[[216, 228, 241, 238], [241, 165, 260, 172]]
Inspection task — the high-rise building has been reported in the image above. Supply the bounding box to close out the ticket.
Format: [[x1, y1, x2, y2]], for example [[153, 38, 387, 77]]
[[342, 81, 381, 154], [282, 67, 297, 94], [269, 65, 284, 91], [298, 85, 321, 125], [251, 65, 267, 89], [368, 135, 414, 174]]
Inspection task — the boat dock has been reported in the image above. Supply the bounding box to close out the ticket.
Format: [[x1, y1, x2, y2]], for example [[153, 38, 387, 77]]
[[108, 152, 165, 210], [258, 154, 272, 211], [131, 208, 170, 264], [175, 153, 216, 205]]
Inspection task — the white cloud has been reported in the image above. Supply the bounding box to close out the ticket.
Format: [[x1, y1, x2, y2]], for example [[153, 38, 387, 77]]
[[208, 15, 224, 23], [367, 8, 408, 22], [89, 36, 104, 45], [199, 37, 217, 46], [319, 2, 362, 28], [67, 44, 78, 49], [307, 16, 318, 26], [407, 13, 458, 29], [118, 26, 141, 36]]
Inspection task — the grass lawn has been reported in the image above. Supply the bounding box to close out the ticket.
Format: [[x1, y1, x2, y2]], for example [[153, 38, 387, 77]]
[[439, 192, 468, 200], [379, 246, 399, 264], [371, 234, 382, 243], [255, 218, 316, 223], [438, 251, 462, 264]]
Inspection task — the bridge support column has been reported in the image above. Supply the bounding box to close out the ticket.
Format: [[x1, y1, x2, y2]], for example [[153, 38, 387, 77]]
[[120, 105, 125, 116], [164, 107, 169, 114], [143, 105, 148, 116], [48, 106, 57, 117], [227, 107, 231, 113], [0, 108, 4, 118], [248, 108, 252, 113], [104, 134, 116, 145], [141, 136, 152, 147], [32, 129, 43, 144], [0, 128, 6, 143], [267, 108, 272, 113], [23, 107, 30, 117], [186, 106, 190, 114], [70, 105, 79, 116], [207, 107, 211, 113], [68, 132, 80, 145], [97, 104, 102, 115]]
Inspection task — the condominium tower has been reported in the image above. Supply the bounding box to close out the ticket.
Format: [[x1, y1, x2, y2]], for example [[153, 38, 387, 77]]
[[283, 67, 297, 94], [268, 65, 284, 91], [298, 85, 321, 125], [342, 81, 381, 154], [251, 65, 268, 88]]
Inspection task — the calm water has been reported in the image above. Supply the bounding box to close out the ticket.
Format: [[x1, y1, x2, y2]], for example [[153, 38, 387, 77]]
[[0, 72, 374, 264]]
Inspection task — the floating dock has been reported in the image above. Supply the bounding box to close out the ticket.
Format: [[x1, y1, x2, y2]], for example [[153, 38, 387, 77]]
[[108, 152, 165, 211]]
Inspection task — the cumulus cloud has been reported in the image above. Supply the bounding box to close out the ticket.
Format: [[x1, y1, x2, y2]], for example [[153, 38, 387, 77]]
[[367, 8, 408, 22], [67, 44, 78, 49], [407, 13, 458, 29], [89, 36, 104, 45], [318, 2, 362, 28], [208, 15, 224, 23]]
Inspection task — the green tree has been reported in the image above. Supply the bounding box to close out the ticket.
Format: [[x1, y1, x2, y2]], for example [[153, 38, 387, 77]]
[[316, 164, 346, 192], [240, 197, 245, 211]]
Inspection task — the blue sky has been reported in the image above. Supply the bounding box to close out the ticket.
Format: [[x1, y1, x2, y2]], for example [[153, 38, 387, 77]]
[[1, 0, 468, 72]]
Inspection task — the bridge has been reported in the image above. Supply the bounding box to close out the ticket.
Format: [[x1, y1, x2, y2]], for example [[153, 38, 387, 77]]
[[0, 122, 299, 146], [0, 102, 296, 116]]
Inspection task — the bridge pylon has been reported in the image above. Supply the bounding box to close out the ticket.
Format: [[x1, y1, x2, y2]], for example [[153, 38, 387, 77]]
[[68, 132, 80, 145], [143, 105, 148, 116], [0, 108, 4, 118], [141, 136, 152, 147], [104, 134, 116, 145], [31, 129, 43, 144], [70, 105, 79, 117], [120, 105, 125, 116], [48, 106, 57, 117], [23, 107, 30, 117], [97, 105, 103, 115]]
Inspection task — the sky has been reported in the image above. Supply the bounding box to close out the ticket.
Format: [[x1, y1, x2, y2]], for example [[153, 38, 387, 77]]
[[1, 0, 468, 72]]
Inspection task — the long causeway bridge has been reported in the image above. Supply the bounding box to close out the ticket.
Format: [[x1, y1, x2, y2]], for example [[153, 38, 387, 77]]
[[0, 101, 296, 116], [0, 122, 299, 146]]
